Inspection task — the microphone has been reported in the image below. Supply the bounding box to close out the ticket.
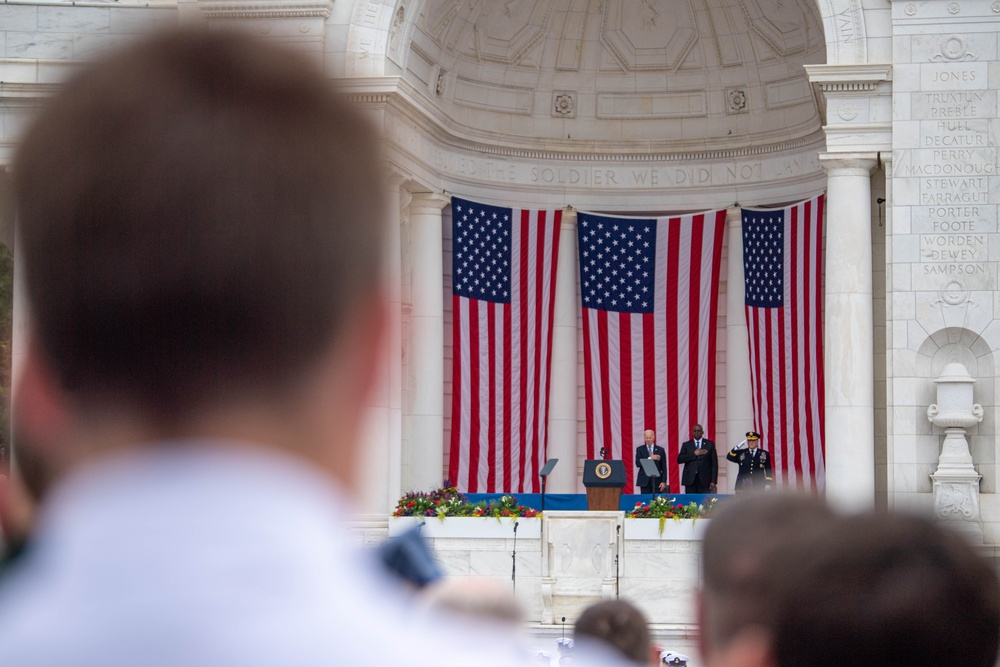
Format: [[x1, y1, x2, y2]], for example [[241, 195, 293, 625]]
[[599, 447, 607, 458], [513, 521, 519, 534]]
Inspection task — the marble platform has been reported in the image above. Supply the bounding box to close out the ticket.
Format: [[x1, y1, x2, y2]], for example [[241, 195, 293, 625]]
[[382, 511, 704, 660]]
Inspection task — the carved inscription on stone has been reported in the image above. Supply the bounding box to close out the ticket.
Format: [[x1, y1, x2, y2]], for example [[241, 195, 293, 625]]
[[384, 114, 822, 192], [906, 50, 995, 290]]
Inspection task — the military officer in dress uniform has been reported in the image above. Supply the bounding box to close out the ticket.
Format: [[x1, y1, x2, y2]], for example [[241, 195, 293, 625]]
[[726, 431, 772, 493]]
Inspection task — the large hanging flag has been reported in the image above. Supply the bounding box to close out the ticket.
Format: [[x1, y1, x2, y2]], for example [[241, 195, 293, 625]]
[[742, 194, 826, 490], [448, 197, 562, 493], [578, 210, 726, 494]]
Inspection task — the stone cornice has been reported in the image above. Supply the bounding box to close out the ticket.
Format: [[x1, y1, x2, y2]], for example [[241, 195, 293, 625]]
[[197, 0, 332, 19], [341, 76, 827, 165], [0, 82, 61, 99], [817, 152, 880, 173], [803, 63, 893, 93]]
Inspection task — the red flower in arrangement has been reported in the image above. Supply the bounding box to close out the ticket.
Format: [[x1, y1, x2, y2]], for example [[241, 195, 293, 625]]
[[391, 485, 543, 519], [625, 497, 718, 520]]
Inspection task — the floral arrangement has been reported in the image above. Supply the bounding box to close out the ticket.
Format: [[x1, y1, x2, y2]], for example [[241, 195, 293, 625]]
[[392, 484, 541, 520], [626, 496, 717, 534]]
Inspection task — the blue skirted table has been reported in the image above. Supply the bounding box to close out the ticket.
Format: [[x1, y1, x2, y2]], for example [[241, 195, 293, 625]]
[[464, 493, 723, 511]]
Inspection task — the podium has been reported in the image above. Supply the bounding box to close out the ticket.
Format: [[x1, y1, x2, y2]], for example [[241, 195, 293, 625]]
[[582, 459, 626, 511]]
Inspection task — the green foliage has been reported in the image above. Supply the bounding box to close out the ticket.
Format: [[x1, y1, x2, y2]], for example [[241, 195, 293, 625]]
[[626, 496, 717, 533], [392, 484, 540, 520]]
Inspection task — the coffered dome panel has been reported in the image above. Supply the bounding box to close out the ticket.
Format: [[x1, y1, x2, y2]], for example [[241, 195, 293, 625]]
[[400, 0, 825, 156]]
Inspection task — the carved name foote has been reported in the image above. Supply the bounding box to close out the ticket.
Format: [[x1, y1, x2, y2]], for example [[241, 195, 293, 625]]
[[927, 362, 984, 543]]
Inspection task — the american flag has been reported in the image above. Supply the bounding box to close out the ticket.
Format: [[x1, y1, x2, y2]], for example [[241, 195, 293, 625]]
[[742, 195, 826, 490], [448, 197, 562, 493], [578, 210, 725, 493]]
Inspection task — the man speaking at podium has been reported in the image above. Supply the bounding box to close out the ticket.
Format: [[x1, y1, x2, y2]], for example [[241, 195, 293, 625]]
[[635, 430, 666, 494]]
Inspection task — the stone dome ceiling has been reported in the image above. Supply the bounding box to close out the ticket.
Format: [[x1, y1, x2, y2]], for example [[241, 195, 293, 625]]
[[397, 0, 827, 156]]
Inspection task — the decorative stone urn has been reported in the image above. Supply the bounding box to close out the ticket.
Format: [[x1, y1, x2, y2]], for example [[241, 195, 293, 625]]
[[926, 362, 983, 543]]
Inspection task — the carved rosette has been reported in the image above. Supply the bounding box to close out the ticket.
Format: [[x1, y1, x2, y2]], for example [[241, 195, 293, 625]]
[[553, 92, 576, 118]]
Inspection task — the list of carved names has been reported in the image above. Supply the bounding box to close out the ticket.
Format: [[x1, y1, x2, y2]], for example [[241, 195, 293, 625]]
[[905, 59, 996, 290]]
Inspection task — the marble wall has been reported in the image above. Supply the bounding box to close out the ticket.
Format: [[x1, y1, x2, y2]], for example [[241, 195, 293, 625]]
[[385, 513, 702, 645], [888, 2, 1000, 535]]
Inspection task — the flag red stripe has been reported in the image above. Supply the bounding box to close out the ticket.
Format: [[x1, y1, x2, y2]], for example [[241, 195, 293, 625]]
[[705, 210, 725, 452], [598, 308, 613, 464], [763, 312, 775, 473], [789, 203, 802, 486], [486, 302, 497, 492], [619, 312, 633, 490], [466, 299, 481, 492], [642, 312, 656, 443], [529, 212, 545, 491], [664, 220, 680, 493], [538, 211, 561, 491], [743, 196, 826, 490], [503, 297, 513, 492], [514, 211, 530, 494], [579, 211, 724, 496], [449, 294, 463, 486], [583, 310, 596, 459], [687, 215, 704, 431], [448, 200, 560, 492], [811, 196, 825, 482]]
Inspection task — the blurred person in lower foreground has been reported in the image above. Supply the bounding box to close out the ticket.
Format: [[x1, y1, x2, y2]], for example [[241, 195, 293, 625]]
[[0, 27, 529, 667]]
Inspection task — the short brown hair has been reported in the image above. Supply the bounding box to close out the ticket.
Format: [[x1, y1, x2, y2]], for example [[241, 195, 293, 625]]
[[574, 599, 651, 665], [15, 29, 386, 422], [700, 493, 836, 650], [773, 513, 1000, 667]]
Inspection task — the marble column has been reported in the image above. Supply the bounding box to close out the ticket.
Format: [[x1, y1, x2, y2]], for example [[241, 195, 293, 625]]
[[819, 153, 877, 510], [406, 192, 449, 493], [546, 210, 579, 493], [355, 172, 406, 516], [724, 206, 753, 494]]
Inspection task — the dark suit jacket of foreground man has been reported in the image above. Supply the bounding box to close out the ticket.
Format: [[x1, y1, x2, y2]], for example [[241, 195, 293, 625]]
[[635, 442, 667, 493], [677, 438, 718, 493]]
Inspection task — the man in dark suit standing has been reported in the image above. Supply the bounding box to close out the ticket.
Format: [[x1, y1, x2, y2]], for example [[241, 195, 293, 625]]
[[635, 429, 666, 495], [726, 431, 773, 493], [677, 424, 718, 494]]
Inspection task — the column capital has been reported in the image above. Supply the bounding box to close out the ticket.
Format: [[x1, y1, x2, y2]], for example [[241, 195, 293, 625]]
[[818, 152, 879, 176], [726, 206, 742, 227], [560, 208, 578, 230], [408, 192, 450, 215]]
